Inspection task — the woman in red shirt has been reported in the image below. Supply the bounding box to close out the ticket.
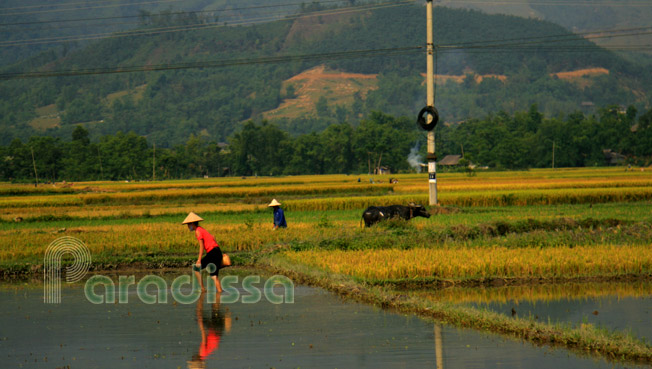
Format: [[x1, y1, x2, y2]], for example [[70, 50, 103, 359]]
[[183, 212, 231, 293]]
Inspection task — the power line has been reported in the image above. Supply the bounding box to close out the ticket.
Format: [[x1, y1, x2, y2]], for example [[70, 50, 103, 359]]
[[438, 45, 652, 53], [2, 0, 191, 16], [2, 3, 649, 79], [0, 46, 423, 80], [4, 0, 648, 15], [3, 36, 649, 81], [0, 0, 349, 26], [0, 1, 415, 47], [4, 2, 649, 48], [2, 0, 184, 11], [436, 28, 652, 52], [438, 26, 652, 48], [438, 0, 652, 6], [4, 20, 149, 34]]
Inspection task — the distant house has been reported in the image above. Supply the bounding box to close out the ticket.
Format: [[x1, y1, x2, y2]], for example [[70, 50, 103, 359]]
[[603, 149, 626, 165], [377, 166, 391, 175], [617, 105, 628, 114], [580, 101, 595, 113], [217, 142, 230, 153], [438, 155, 463, 166]]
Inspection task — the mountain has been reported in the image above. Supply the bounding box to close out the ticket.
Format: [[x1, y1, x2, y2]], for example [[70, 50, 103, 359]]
[[439, 0, 652, 52], [0, 0, 303, 66], [1, 2, 651, 147]]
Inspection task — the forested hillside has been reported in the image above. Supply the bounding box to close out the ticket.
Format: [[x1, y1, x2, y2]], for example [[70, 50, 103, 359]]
[[440, 0, 652, 43], [0, 0, 302, 66], [1, 2, 651, 148]]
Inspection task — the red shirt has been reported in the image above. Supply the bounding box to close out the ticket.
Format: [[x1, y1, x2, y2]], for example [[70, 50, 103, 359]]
[[195, 226, 219, 253]]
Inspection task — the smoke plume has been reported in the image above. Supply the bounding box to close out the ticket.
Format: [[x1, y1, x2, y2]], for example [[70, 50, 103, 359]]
[[407, 141, 424, 171]]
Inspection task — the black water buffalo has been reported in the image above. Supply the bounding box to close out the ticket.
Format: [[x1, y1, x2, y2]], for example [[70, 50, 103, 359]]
[[361, 203, 431, 227]]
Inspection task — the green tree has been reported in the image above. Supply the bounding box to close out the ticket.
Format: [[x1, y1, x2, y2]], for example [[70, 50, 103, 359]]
[[61, 125, 98, 180], [315, 96, 330, 118], [98, 131, 149, 180]]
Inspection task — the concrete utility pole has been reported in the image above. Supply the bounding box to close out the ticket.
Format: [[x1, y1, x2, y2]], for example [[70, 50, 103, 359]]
[[153, 142, 156, 181], [30, 146, 39, 187], [426, 0, 437, 205]]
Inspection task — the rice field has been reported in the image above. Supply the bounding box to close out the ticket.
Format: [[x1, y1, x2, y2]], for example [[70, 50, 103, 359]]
[[2, 167, 652, 271], [280, 245, 652, 281], [4, 167, 652, 363]]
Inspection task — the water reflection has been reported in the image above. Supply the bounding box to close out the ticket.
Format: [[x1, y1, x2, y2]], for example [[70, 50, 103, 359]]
[[420, 281, 652, 305], [412, 281, 652, 342], [434, 324, 443, 369], [0, 275, 645, 368], [187, 293, 232, 369]]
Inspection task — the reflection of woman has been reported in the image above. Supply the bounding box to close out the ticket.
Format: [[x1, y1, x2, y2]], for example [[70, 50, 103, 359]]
[[187, 295, 232, 369], [182, 212, 231, 293]]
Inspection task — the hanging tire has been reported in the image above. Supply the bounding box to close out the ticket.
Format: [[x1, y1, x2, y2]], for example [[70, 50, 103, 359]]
[[417, 106, 439, 131]]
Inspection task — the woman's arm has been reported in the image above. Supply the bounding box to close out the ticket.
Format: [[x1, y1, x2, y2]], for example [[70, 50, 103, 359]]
[[197, 239, 204, 265]]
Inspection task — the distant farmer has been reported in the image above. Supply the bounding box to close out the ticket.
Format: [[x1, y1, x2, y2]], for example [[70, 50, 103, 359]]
[[268, 199, 287, 230], [182, 212, 231, 293]]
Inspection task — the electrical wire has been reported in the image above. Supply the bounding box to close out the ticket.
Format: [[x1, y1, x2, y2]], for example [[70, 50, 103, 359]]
[[437, 0, 652, 7], [4, 2, 649, 49], [0, 46, 423, 80], [3, 0, 200, 16], [2, 0, 185, 11], [0, 0, 351, 26], [4, 36, 648, 81], [437, 29, 652, 51], [0, 1, 415, 47], [2, 2, 650, 79], [437, 26, 652, 48], [438, 46, 652, 54]]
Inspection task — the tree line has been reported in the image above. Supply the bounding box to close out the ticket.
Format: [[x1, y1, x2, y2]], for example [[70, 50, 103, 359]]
[[2, 105, 651, 182]]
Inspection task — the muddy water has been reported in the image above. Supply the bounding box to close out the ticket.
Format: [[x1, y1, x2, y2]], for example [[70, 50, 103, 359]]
[[0, 272, 643, 368]]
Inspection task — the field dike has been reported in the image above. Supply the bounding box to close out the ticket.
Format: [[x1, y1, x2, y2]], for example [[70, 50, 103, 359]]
[[258, 254, 652, 365]]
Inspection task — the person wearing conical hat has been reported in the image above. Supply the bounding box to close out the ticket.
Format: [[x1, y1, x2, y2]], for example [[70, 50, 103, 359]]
[[182, 212, 231, 293], [268, 199, 287, 230]]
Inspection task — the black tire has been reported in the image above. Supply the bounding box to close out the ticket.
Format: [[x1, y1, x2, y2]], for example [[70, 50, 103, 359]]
[[417, 106, 439, 131]]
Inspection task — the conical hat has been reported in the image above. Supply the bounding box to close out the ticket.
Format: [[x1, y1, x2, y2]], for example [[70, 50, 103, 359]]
[[182, 212, 204, 224], [268, 199, 281, 207]]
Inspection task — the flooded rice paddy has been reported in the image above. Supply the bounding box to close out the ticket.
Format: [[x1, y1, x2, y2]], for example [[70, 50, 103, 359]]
[[1, 270, 649, 368], [427, 281, 652, 343]]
